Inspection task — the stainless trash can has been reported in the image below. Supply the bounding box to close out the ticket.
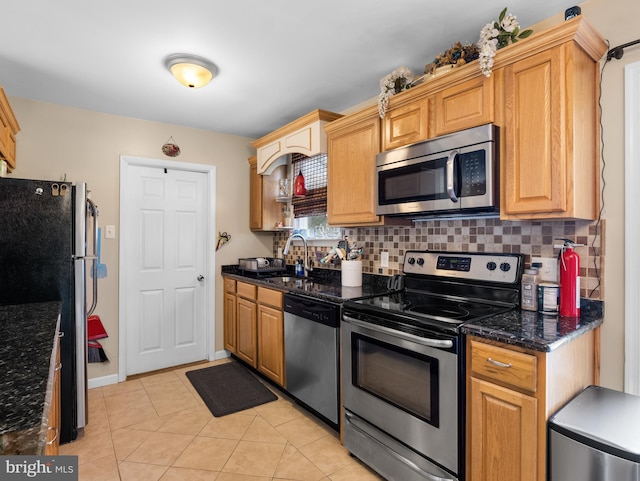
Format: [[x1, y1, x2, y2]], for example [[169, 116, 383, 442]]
[[548, 385, 640, 480]]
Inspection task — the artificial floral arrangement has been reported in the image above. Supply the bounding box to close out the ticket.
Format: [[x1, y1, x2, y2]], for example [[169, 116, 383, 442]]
[[478, 7, 533, 76], [378, 66, 414, 118], [424, 42, 479, 76]]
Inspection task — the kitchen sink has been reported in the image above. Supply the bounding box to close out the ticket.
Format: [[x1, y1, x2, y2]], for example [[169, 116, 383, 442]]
[[266, 276, 294, 283]]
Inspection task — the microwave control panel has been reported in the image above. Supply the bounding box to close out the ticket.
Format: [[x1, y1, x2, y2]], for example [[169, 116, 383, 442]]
[[460, 151, 487, 196]]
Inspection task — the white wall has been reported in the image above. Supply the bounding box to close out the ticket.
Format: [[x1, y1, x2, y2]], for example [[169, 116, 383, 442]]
[[9, 97, 273, 381]]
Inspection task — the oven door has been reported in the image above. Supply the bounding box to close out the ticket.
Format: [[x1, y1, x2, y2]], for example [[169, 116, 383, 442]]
[[376, 143, 495, 216], [342, 313, 460, 477]]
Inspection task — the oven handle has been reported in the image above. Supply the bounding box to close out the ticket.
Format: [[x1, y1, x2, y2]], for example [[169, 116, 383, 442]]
[[345, 411, 457, 481], [343, 315, 454, 349], [446, 150, 459, 203]]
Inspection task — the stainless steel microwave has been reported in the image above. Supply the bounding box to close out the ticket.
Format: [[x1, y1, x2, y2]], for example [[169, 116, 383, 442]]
[[376, 123, 499, 218]]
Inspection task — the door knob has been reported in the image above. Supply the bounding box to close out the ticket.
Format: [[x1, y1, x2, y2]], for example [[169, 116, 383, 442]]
[[197, 275, 205, 281]]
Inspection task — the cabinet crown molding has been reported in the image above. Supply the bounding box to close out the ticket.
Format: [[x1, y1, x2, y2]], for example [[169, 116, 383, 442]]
[[252, 109, 343, 175]]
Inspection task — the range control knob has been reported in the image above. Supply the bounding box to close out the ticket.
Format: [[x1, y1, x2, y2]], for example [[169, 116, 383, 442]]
[[407, 257, 416, 265], [486, 261, 497, 271], [417, 258, 425, 266], [500, 262, 511, 272]]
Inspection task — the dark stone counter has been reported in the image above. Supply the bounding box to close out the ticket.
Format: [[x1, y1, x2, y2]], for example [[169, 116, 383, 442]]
[[0, 301, 60, 454], [221, 264, 393, 302], [461, 299, 603, 352]]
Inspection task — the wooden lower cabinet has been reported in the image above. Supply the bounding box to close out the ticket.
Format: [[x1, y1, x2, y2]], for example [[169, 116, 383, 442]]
[[469, 378, 537, 481], [466, 331, 598, 481], [223, 279, 237, 353], [223, 278, 285, 386], [257, 304, 283, 383], [236, 297, 257, 367], [45, 335, 61, 455], [223, 292, 237, 353]]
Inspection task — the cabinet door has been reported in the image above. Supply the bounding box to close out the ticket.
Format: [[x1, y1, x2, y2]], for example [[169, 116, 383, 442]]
[[45, 336, 61, 455], [236, 297, 257, 367], [326, 113, 381, 225], [469, 377, 537, 481], [248, 156, 263, 230], [257, 304, 285, 386], [434, 76, 493, 137], [248, 156, 286, 231], [223, 292, 237, 354], [502, 47, 567, 216], [382, 97, 430, 151]]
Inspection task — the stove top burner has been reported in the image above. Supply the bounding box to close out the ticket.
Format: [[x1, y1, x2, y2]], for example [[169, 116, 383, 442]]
[[344, 250, 524, 334]]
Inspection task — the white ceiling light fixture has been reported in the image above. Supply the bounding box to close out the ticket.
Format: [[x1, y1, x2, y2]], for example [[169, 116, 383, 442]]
[[164, 53, 217, 89]]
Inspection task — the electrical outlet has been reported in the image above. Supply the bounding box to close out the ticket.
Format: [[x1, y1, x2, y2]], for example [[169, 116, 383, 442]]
[[105, 225, 116, 239], [381, 251, 389, 268], [531, 257, 558, 282]]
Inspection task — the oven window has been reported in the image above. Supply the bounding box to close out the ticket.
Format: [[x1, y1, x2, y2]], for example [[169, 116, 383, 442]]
[[351, 333, 439, 427]]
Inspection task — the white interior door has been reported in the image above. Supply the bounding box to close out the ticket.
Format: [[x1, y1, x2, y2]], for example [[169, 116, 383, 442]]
[[124, 164, 208, 375]]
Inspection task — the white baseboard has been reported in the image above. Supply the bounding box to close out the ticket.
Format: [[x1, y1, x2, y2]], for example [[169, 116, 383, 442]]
[[88, 374, 119, 389], [214, 350, 231, 360], [89, 354, 229, 390]]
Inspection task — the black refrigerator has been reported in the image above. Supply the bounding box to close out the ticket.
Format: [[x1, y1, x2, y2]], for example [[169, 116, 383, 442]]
[[0, 177, 98, 443]]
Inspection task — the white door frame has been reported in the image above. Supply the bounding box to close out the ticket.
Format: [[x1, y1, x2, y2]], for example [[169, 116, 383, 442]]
[[625, 61, 640, 395], [118, 155, 216, 382]]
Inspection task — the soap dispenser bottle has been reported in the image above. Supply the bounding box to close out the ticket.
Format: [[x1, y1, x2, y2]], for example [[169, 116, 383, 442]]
[[295, 257, 304, 277]]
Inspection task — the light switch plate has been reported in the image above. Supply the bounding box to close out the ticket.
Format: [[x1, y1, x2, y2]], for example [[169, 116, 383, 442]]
[[105, 225, 116, 239], [531, 257, 558, 282], [381, 251, 389, 268]]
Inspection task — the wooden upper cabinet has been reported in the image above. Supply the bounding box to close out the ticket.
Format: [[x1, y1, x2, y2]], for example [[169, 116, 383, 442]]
[[433, 75, 494, 137], [382, 96, 430, 151], [248, 156, 285, 231], [325, 107, 384, 226], [0, 86, 20, 171], [498, 17, 607, 220]]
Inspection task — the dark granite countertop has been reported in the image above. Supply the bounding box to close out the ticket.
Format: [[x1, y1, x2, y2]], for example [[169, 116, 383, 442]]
[[221, 264, 393, 302], [461, 299, 603, 352], [0, 301, 60, 454]]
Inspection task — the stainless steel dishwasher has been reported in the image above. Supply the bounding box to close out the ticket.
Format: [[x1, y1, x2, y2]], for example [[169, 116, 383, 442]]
[[283, 293, 340, 428]]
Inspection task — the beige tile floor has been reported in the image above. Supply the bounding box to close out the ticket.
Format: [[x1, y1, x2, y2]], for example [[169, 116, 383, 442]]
[[60, 359, 385, 481]]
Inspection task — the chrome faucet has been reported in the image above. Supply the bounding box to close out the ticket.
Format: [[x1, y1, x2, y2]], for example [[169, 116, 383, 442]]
[[283, 233, 311, 277]]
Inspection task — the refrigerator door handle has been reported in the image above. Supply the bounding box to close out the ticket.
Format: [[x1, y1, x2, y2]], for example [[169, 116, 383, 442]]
[[87, 198, 99, 317]]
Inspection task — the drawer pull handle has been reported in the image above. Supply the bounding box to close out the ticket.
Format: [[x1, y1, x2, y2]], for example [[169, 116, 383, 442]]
[[487, 357, 512, 368]]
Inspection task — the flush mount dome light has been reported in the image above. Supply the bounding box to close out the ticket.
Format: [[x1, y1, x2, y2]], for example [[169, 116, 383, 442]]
[[164, 53, 217, 88]]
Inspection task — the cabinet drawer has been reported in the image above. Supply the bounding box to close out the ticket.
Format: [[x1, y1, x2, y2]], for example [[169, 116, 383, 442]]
[[258, 287, 282, 308], [224, 278, 236, 294], [236, 281, 257, 300], [470, 339, 537, 392]]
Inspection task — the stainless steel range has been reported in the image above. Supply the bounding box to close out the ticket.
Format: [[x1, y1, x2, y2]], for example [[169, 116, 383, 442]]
[[341, 250, 524, 481]]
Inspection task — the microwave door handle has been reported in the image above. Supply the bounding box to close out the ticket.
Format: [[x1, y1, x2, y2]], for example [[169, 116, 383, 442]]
[[446, 150, 459, 203]]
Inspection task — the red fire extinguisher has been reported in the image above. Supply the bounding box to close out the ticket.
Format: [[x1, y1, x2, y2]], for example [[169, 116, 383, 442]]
[[556, 238, 582, 317]]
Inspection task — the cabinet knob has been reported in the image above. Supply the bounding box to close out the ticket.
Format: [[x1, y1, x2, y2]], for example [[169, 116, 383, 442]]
[[197, 275, 205, 281]]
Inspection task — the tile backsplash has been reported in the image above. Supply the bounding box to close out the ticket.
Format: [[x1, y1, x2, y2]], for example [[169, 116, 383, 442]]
[[275, 218, 605, 300]]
